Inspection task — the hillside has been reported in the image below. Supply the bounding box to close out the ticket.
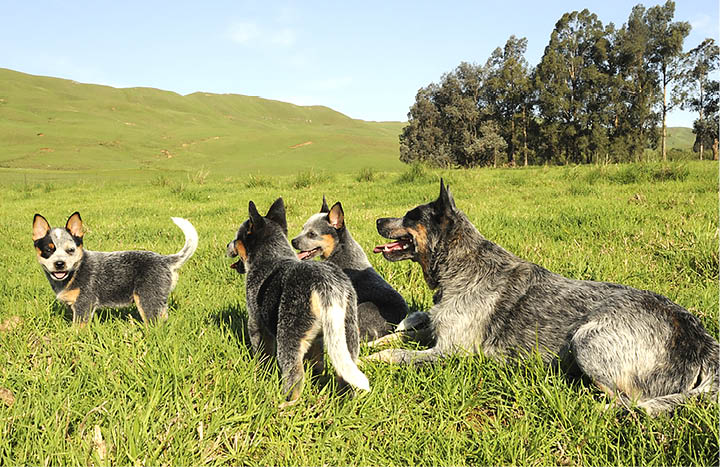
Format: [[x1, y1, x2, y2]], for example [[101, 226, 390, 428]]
[[0, 68, 406, 180], [0, 68, 697, 182]]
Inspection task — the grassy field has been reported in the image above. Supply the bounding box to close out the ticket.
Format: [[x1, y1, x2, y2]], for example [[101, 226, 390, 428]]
[[0, 68, 405, 179], [0, 161, 718, 465]]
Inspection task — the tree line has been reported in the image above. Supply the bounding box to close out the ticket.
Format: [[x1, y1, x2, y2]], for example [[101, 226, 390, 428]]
[[400, 1, 719, 167]]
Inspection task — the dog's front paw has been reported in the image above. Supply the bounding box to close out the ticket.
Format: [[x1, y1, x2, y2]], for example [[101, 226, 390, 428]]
[[363, 348, 403, 364], [395, 311, 431, 332]]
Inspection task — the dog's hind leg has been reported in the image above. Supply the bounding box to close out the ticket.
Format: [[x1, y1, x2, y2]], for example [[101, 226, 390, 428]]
[[277, 320, 322, 406], [306, 336, 325, 377], [570, 313, 719, 415], [133, 293, 168, 324]]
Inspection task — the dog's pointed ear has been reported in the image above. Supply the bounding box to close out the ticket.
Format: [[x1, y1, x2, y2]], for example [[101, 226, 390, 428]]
[[33, 214, 51, 241], [436, 178, 456, 214], [320, 195, 330, 213], [328, 202, 345, 230], [65, 212, 84, 238], [265, 197, 287, 235], [248, 201, 265, 233]]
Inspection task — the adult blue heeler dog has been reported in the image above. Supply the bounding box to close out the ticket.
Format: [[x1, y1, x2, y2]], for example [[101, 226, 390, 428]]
[[367, 179, 718, 415], [227, 198, 370, 405]]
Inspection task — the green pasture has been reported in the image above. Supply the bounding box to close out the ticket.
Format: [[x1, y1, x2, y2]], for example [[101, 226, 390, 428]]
[[0, 161, 717, 465], [0, 68, 405, 178]]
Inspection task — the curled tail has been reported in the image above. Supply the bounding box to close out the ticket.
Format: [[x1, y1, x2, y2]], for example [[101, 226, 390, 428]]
[[169, 217, 198, 269], [315, 291, 370, 392]]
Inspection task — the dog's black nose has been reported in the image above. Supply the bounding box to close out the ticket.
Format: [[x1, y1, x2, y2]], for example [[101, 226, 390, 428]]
[[54, 261, 65, 270]]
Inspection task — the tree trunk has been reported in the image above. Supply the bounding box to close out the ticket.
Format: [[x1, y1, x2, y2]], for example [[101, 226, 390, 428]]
[[662, 77, 667, 162], [699, 96, 705, 161], [510, 117, 515, 165], [523, 106, 528, 167], [713, 138, 718, 161]]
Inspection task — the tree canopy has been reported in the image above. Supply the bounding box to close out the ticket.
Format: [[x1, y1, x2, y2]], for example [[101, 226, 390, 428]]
[[400, 1, 717, 167]]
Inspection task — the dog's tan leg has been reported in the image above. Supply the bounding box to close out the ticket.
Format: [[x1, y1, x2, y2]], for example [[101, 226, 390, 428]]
[[365, 327, 435, 348], [364, 347, 443, 365], [132, 293, 149, 324]]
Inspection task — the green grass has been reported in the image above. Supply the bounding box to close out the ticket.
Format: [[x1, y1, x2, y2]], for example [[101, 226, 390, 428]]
[[0, 161, 718, 465], [0, 68, 406, 179]]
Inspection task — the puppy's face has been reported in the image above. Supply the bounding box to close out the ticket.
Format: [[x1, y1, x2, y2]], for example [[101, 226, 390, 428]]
[[292, 199, 346, 261], [374, 179, 456, 270], [291, 213, 336, 260], [33, 212, 85, 281]]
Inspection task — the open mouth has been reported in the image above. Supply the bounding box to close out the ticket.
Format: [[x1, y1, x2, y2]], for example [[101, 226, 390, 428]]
[[50, 271, 68, 281], [229, 260, 241, 270], [373, 235, 414, 261], [297, 247, 322, 261]]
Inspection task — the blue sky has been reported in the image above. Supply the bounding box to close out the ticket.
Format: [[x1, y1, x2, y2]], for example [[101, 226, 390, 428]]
[[3, 1, 717, 126]]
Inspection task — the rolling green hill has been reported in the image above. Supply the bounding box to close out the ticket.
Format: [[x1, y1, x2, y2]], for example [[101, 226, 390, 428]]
[[0, 68, 405, 180], [0, 68, 698, 182]]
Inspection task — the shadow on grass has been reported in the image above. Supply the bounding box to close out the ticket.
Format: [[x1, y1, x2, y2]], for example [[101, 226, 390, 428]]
[[51, 296, 181, 324], [211, 302, 251, 348], [209, 302, 365, 402]]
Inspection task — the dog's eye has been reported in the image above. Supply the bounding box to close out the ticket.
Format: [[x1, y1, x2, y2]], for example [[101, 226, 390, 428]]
[[44, 246, 54, 254], [67, 248, 76, 254], [307, 231, 316, 238]]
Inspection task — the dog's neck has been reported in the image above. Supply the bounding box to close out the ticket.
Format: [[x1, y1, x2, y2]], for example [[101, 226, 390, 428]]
[[246, 235, 298, 274], [327, 227, 371, 270], [429, 212, 516, 292]]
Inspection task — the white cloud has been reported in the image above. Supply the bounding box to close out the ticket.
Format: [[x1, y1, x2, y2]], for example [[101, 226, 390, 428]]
[[272, 28, 296, 47], [228, 21, 260, 45], [228, 21, 296, 48]]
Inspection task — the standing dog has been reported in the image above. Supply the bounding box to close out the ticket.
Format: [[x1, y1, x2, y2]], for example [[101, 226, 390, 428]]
[[367, 180, 719, 415], [33, 212, 198, 324], [227, 198, 369, 405], [291, 197, 423, 340]]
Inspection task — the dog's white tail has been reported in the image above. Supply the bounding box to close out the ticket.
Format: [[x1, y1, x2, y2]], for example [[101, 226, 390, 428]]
[[316, 293, 370, 392], [169, 217, 198, 268]]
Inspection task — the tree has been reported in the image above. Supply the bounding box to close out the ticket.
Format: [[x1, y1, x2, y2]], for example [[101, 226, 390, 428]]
[[483, 36, 533, 165], [678, 38, 719, 160], [645, 0, 691, 161], [399, 62, 488, 167], [535, 9, 611, 164], [477, 121, 508, 167], [400, 84, 453, 166], [610, 4, 660, 162]]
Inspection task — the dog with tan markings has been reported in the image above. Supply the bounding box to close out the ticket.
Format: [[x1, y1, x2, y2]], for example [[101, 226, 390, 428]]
[[367, 180, 719, 415], [33, 212, 197, 325], [292, 197, 425, 341], [227, 198, 369, 406]]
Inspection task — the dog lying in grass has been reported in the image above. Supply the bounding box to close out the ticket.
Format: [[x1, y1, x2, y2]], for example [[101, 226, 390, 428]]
[[367, 180, 719, 415]]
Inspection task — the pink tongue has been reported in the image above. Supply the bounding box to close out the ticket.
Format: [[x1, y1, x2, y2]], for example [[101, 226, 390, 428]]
[[230, 261, 240, 269], [373, 241, 404, 253], [297, 251, 311, 260]]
